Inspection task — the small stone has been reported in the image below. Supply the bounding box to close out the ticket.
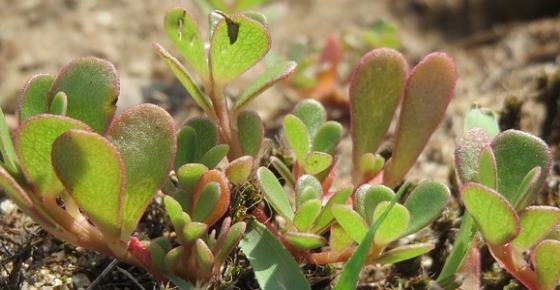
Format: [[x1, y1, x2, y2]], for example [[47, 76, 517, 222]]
[[72, 273, 91, 289], [0, 199, 16, 213]]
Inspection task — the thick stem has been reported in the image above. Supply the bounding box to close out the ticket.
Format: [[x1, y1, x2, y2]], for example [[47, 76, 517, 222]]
[[209, 84, 243, 160], [489, 244, 539, 290]]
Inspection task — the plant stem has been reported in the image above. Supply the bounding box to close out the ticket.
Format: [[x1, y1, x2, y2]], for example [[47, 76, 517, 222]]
[[209, 83, 243, 160], [489, 244, 539, 290]]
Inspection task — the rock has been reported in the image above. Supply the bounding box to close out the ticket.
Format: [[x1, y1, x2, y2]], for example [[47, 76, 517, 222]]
[[72, 273, 91, 289]]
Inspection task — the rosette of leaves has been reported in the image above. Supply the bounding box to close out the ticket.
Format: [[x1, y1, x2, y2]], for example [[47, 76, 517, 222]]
[[0, 58, 176, 274], [449, 107, 560, 290], [154, 8, 295, 160]]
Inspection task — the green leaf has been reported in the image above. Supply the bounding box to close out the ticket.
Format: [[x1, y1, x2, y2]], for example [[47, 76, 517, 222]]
[[17, 115, 90, 198], [514, 167, 541, 210], [332, 205, 368, 243], [464, 105, 500, 138], [237, 110, 264, 157], [215, 221, 246, 265], [177, 163, 209, 194], [209, 13, 271, 84], [293, 199, 322, 231], [462, 183, 519, 245], [17, 74, 53, 123], [358, 153, 385, 181], [167, 275, 197, 290], [153, 44, 211, 113], [187, 117, 218, 161], [303, 151, 332, 175], [478, 146, 497, 189], [236, 61, 297, 109], [48, 91, 68, 115], [330, 223, 354, 252], [372, 201, 410, 246], [192, 182, 221, 222], [200, 144, 229, 169], [175, 126, 197, 169], [283, 114, 310, 162], [354, 184, 394, 224], [312, 121, 342, 155], [225, 156, 254, 185], [295, 175, 322, 208], [533, 240, 560, 290], [51, 130, 125, 237], [164, 8, 208, 76], [292, 99, 326, 139], [403, 181, 449, 236], [349, 49, 407, 168], [285, 232, 327, 250], [455, 128, 492, 184], [148, 241, 167, 273], [384, 52, 456, 187], [0, 108, 19, 176], [164, 195, 187, 233], [239, 221, 311, 290], [492, 130, 551, 205], [371, 243, 434, 265], [312, 187, 352, 233], [183, 222, 208, 244], [107, 104, 176, 239], [237, 0, 269, 10], [270, 156, 295, 187], [257, 167, 294, 221], [49, 57, 118, 134], [512, 206, 560, 252], [194, 239, 214, 276], [191, 170, 230, 226]]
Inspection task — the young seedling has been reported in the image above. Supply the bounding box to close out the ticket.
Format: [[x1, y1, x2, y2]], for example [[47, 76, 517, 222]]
[[445, 106, 560, 290], [154, 8, 295, 160]]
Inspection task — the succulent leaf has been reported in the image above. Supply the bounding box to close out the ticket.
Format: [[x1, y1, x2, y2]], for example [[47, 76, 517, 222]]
[[354, 184, 394, 224], [192, 170, 230, 226], [330, 223, 354, 252], [292, 99, 326, 138], [283, 114, 310, 162], [177, 163, 209, 194], [371, 243, 434, 265], [513, 207, 560, 253], [403, 181, 449, 236], [176, 126, 197, 169], [257, 167, 294, 221], [312, 187, 352, 233], [293, 199, 322, 232], [455, 128, 492, 184], [533, 240, 560, 290], [183, 222, 208, 244], [372, 201, 410, 246], [295, 175, 322, 208], [225, 156, 254, 185], [17, 74, 53, 123], [464, 105, 500, 138], [48, 91, 67, 116], [237, 110, 264, 157], [332, 204, 368, 243], [187, 118, 218, 161], [200, 144, 229, 168], [478, 146, 497, 189], [285, 232, 327, 250], [164, 195, 187, 233], [192, 182, 221, 222], [303, 151, 332, 175], [312, 121, 342, 155]]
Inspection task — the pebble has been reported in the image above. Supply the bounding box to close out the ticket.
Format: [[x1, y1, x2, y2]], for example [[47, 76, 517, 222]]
[[0, 199, 16, 213], [72, 273, 91, 289]]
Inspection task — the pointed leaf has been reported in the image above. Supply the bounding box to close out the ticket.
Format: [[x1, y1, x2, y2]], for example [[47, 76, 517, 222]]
[[513, 206, 560, 252], [192, 170, 230, 226], [312, 187, 353, 233], [295, 174, 322, 208], [177, 163, 209, 194], [200, 144, 229, 169], [187, 117, 218, 161], [237, 110, 264, 157], [164, 195, 187, 233], [292, 99, 326, 138], [533, 240, 560, 290], [17, 115, 90, 198], [294, 199, 322, 231], [209, 13, 271, 84], [175, 126, 197, 168], [107, 104, 176, 238], [17, 74, 53, 123], [283, 114, 309, 162], [464, 105, 499, 138], [183, 222, 208, 244], [225, 156, 254, 185], [462, 183, 520, 245], [330, 223, 354, 252], [332, 205, 368, 243], [478, 146, 497, 189], [384, 52, 456, 187], [350, 49, 407, 167], [372, 201, 410, 246], [215, 221, 246, 266], [312, 121, 342, 155], [303, 151, 332, 175], [403, 181, 449, 236], [49, 57, 118, 133], [49, 91, 67, 116], [270, 156, 295, 187], [236, 61, 297, 109], [51, 130, 125, 237], [194, 239, 214, 276], [514, 167, 541, 210], [371, 243, 434, 265], [153, 43, 212, 113], [240, 221, 311, 290], [492, 130, 551, 205], [164, 8, 208, 75], [192, 182, 221, 222], [354, 184, 394, 224], [0, 108, 19, 175], [455, 128, 492, 184], [285, 232, 327, 250], [257, 167, 294, 221]]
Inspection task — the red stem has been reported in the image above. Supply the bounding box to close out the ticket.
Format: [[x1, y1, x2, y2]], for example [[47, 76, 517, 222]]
[[489, 244, 539, 290]]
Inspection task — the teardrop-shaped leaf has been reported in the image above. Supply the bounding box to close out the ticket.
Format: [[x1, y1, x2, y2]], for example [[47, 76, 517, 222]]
[[303, 151, 333, 175], [478, 146, 497, 189], [192, 182, 221, 222], [16, 115, 90, 198], [200, 144, 229, 169], [183, 222, 208, 245], [164, 195, 187, 233], [330, 223, 354, 252], [464, 105, 500, 138], [215, 221, 246, 266], [312, 187, 353, 233], [257, 167, 294, 221], [285, 232, 327, 250], [354, 184, 394, 224], [533, 240, 560, 290], [295, 175, 322, 208], [107, 104, 176, 239], [225, 156, 254, 185], [293, 199, 322, 231], [177, 163, 209, 194], [370, 243, 434, 265], [236, 61, 297, 109], [514, 167, 541, 210], [358, 153, 385, 182], [209, 13, 271, 84], [293, 99, 326, 138], [51, 130, 125, 237], [455, 128, 492, 184], [175, 126, 197, 169], [384, 52, 456, 187], [17, 74, 53, 123], [237, 110, 264, 157], [513, 206, 560, 253], [164, 8, 208, 75], [403, 181, 449, 236], [283, 114, 309, 162], [350, 49, 407, 168], [462, 183, 520, 245], [492, 130, 551, 205], [187, 117, 218, 161], [312, 121, 342, 155], [48, 91, 68, 116], [194, 239, 214, 277], [191, 170, 230, 226], [332, 205, 368, 243], [372, 201, 410, 246], [49, 57, 118, 133], [153, 43, 212, 113]]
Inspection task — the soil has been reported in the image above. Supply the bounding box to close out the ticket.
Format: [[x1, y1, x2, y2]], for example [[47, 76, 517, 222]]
[[1, 0, 560, 289]]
